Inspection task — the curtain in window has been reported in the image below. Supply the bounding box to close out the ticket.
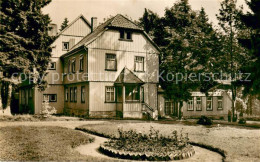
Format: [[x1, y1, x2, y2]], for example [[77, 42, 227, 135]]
[[106, 54, 116, 70], [125, 85, 140, 101]]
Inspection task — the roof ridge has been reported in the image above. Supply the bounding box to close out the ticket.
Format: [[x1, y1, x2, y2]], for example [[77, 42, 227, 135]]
[[118, 14, 142, 30]]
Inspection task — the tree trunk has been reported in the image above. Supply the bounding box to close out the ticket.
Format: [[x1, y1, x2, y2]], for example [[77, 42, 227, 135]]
[[0, 81, 2, 111], [178, 101, 183, 120]]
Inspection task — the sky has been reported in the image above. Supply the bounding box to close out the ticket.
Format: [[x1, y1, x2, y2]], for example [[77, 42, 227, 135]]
[[43, 0, 248, 29]]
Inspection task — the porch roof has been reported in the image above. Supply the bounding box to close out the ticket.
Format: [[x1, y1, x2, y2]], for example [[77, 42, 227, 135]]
[[115, 67, 144, 84]]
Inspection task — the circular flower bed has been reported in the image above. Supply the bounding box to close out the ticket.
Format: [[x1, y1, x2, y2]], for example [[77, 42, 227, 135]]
[[99, 127, 195, 161]]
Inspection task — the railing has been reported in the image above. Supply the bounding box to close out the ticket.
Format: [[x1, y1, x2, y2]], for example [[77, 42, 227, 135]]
[[142, 102, 157, 120]]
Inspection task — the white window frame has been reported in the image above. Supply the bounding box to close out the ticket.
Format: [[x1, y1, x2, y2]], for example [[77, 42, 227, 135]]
[[43, 94, 57, 102], [71, 59, 76, 73], [206, 97, 213, 111], [187, 98, 194, 111], [81, 86, 85, 103], [62, 42, 69, 51], [134, 56, 144, 72], [196, 97, 202, 111], [165, 100, 174, 115], [217, 96, 223, 110], [105, 54, 117, 71], [79, 55, 84, 71], [105, 86, 115, 102], [49, 62, 56, 70]]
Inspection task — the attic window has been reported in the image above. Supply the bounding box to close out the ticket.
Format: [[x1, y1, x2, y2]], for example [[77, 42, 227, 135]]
[[119, 30, 132, 41], [62, 42, 69, 51]]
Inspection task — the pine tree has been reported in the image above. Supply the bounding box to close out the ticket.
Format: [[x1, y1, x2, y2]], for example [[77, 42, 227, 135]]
[[60, 18, 69, 31], [0, 0, 54, 114], [238, 0, 260, 98]]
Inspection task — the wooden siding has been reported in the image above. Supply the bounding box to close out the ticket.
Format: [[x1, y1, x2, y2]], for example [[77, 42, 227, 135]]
[[63, 49, 88, 84], [89, 82, 116, 112], [88, 48, 158, 82], [62, 18, 91, 36], [182, 91, 231, 117], [51, 17, 91, 58], [51, 35, 84, 57], [64, 83, 89, 116], [34, 85, 64, 114], [123, 103, 142, 112], [87, 30, 158, 54], [46, 58, 63, 84], [123, 103, 142, 118]]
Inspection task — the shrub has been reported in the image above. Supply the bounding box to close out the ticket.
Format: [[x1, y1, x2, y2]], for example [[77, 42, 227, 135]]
[[197, 116, 213, 125], [100, 127, 195, 160], [41, 99, 57, 117], [238, 118, 246, 124]]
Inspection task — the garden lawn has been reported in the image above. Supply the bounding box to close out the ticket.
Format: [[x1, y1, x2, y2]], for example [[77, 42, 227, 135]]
[[77, 122, 260, 162], [0, 126, 113, 161]]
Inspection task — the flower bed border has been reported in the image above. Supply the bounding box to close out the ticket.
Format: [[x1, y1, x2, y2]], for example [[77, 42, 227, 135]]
[[99, 142, 195, 161]]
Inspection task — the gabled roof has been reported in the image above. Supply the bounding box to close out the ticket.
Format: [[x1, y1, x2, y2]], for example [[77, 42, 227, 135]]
[[57, 14, 91, 37], [66, 14, 160, 54], [108, 14, 142, 30], [115, 67, 144, 84]]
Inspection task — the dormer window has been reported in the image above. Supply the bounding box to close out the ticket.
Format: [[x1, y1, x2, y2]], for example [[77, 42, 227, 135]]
[[62, 42, 69, 51], [119, 30, 132, 41]]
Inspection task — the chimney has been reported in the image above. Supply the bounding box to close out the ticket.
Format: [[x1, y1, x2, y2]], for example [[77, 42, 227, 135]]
[[48, 23, 57, 36], [91, 17, 97, 32]]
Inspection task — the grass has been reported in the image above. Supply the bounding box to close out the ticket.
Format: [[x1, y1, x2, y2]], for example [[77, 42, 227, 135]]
[[77, 121, 260, 162], [0, 114, 85, 122], [0, 126, 113, 161]]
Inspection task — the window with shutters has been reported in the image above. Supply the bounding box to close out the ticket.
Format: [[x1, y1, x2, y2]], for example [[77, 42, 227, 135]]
[[105, 86, 115, 102], [105, 54, 117, 71], [134, 56, 144, 72]]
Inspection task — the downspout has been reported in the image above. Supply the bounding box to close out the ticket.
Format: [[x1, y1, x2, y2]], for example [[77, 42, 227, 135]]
[[83, 45, 89, 116]]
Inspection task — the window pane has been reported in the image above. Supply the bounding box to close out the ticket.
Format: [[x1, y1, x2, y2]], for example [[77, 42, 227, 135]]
[[125, 86, 139, 101], [126, 32, 131, 39], [80, 57, 84, 71], [120, 30, 124, 39], [70, 88, 73, 102], [135, 56, 144, 71], [106, 54, 116, 70], [74, 87, 77, 102], [106, 87, 115, 102]]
